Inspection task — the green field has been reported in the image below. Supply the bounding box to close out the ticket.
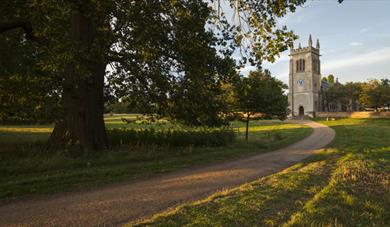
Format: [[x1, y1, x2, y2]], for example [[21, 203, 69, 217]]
[[137, 118, 390, 227], [0, 115, 312, 199]]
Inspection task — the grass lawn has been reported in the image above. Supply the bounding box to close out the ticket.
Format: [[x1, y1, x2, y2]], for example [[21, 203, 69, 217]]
[[0, 116, 312, 199], [137, 118, 390, 227]]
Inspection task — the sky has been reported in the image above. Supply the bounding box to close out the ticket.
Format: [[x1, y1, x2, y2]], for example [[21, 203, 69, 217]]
[[242, 0, 390, 85]]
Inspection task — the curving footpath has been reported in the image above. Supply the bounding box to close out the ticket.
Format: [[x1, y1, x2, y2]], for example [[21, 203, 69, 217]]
[[0, 120, 335, 226]]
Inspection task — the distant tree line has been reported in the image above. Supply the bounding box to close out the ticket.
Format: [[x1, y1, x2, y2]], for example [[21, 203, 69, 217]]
[[322, 76, 390, 111]]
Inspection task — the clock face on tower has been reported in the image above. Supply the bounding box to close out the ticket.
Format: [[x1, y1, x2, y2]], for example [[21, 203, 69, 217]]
[[297, 79, 304, 87]]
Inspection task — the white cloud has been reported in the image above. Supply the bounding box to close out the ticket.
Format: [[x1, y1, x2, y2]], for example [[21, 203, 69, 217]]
[[360, 28, 368, 33], [323, 47, 390, 71], [349, 42, 363, 46]]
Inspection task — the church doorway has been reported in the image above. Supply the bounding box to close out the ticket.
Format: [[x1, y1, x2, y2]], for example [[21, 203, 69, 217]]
[[299, 106, 305, 116]]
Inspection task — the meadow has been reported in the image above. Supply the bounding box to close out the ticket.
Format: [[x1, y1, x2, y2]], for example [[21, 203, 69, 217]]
[[137, 118, 390, 227], [0, 115, 311, 199]]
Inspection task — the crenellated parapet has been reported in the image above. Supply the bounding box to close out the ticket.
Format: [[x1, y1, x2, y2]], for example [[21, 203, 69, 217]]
[[290, 34, 320, 56], [290, 46, 320, 56]]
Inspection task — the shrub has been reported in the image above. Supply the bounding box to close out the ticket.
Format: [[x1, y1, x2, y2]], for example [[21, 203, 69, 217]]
[[108, 127, 236, 147]]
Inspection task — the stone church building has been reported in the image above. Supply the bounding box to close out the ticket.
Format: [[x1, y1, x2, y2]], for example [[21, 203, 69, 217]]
[[288, 35, 322, 117]]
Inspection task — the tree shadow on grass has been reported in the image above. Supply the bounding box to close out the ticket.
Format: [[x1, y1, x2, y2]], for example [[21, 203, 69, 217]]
[[139, 151, 339, 227]]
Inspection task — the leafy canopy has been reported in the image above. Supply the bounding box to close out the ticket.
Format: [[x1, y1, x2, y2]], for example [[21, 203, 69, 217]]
[[236, 69, 288, 119]]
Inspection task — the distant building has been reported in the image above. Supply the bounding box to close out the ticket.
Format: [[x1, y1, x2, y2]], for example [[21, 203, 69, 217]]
[[320, 78, 360, 112], [320, 79, 329, 90], [321, 78, 343, 112]]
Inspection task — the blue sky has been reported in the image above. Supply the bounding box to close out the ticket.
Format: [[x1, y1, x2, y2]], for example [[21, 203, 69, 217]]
[[243, 0, 390, 84]]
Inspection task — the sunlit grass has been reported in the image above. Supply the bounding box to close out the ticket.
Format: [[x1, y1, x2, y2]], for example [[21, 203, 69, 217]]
[[238, 123, 304, 132], [136, 118, 390, 227], [0, 125, 52, 145], [103, 113, 139, 121], [0, 126, 52, 133]]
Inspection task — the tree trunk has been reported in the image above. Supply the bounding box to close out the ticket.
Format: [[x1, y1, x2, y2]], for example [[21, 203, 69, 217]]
[[48, 9, 107, 151], [245, 113, 250, 142]]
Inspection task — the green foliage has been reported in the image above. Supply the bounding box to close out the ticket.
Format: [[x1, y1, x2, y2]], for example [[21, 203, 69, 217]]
[[323, 79, 390, 111], [327, 74, 335, 84], [360, 79, 390, 110], [214, 0, 308, 64], [0, 23, 60, 122], [105, 101, 131, 114], [165, 2, 239, 126], [236, 69, 288, 119], [234, 69, 288, 141], [108, 1, 239, 127], [108, 128, 236, 147]]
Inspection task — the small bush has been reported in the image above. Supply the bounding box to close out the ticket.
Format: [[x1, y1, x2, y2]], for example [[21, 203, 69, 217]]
[[108, 127, 236, 147]]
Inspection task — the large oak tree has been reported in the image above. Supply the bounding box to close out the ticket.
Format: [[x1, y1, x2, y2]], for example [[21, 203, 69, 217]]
[[1, 0, 327, 151]]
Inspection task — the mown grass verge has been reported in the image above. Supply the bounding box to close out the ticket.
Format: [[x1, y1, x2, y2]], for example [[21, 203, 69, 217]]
[[136, 118, 390, 227], [0, 120, 311, 199]]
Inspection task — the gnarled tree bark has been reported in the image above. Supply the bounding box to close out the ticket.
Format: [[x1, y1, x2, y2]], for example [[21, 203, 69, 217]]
[[48, 9, 108, 151]]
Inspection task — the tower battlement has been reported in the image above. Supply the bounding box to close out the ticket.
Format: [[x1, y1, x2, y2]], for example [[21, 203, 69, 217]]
[[290, 46, 319, 55], [290, 34, 320, 56]]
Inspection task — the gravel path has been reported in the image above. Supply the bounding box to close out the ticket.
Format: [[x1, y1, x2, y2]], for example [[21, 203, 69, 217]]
[[0, 120, 335, 226]]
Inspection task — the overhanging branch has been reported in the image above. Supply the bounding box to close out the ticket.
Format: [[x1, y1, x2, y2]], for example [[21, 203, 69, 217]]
[[0, 21, 38, 41]]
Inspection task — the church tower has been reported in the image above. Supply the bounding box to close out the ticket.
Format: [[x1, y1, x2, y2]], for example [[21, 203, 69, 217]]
[[288, 35, 322, 117]]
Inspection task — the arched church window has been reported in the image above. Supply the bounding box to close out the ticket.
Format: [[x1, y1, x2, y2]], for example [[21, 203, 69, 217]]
[[296, 59, 305, 72]]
